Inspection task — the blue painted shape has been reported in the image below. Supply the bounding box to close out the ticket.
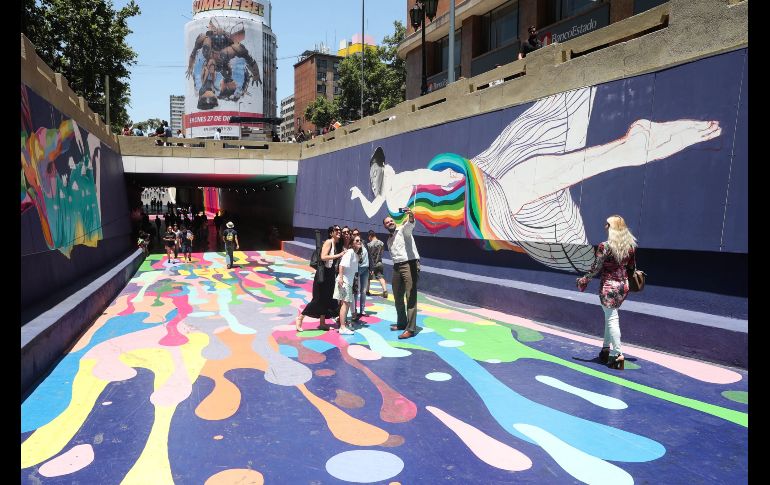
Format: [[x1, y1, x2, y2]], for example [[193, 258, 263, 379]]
[[325, 450, 404, 483], [279, 344, 298, 358], [364, 322, 665, 462], [22, 312, 160, 432], [301, 339, 337, 353]]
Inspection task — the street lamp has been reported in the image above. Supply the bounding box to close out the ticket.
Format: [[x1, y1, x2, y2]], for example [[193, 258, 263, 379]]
[[410, 0, 439, 96]]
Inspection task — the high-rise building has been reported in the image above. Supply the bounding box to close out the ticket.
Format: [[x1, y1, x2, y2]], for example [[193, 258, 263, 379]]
[[279, 95, 294, 141], [293, 44, 342, 136], [183, 0, 277, 139], [169, 95, 185, 133]]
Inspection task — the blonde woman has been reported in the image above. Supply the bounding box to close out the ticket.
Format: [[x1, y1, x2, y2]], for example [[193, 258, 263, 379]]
[[577, 215, 638, 370]]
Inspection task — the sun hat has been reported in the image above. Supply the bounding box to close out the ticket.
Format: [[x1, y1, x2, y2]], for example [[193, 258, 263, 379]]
[[226, 221, 234, 228]]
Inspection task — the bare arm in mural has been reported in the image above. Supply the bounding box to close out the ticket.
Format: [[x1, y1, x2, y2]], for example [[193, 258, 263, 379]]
[[496, 118, 721, 216], [350, 162, 463, 218]]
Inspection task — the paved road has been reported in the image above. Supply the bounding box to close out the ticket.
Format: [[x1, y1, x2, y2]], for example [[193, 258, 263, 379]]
[[21, 250, 748, 484]]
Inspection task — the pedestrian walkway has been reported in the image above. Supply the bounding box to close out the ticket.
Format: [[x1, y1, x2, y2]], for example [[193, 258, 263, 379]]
[[21, 250, 748, 484]]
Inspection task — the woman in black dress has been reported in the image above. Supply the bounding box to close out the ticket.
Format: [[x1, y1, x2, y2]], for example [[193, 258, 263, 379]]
[[295, 226, 345, 331]]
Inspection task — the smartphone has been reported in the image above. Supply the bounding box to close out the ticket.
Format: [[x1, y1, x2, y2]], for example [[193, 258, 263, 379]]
[[399, 207, 410, 213]]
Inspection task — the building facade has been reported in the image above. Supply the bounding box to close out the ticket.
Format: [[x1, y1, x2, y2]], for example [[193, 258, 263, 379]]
[[293, 47, 342, 136], [399, 0, 668, 99], [169, 95, 185, 133], [183, 0, 277, 138], [279, 95, 295, 141]]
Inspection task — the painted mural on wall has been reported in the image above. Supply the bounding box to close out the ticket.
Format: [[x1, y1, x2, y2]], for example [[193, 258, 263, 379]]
[[21, 84, 103, 258], [294, 49, 748, 266], [350, 86, 721, 273], [21, 250, 747, 483]]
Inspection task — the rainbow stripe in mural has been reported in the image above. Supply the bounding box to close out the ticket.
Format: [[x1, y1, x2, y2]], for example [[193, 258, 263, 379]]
[[389, 153, 521, 252]]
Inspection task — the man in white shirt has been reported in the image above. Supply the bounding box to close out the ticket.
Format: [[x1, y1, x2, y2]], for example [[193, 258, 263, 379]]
[[213, 128, 222, 140], [383, 207, 420, 339]]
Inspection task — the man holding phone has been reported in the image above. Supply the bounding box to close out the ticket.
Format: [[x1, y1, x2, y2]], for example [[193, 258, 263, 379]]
[[383, 206, 420, 339]]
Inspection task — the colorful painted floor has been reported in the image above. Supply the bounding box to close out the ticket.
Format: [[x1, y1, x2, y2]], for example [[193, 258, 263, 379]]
[[21, 250, 748, 484]]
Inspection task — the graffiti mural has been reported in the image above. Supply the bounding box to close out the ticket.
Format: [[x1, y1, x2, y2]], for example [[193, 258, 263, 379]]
[[350, 87, 721, 272], [21, 84, 104, 258], [21, 251, 747, 483]]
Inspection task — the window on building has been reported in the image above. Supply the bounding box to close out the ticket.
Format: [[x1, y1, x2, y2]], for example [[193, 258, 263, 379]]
[[317, 70, 326, 81], [546, 0, 597, 23], [433, 29, 462, 73], [317, 84, 325, 93], [480, 0, 519, 52], [317, 59, 327, 70]]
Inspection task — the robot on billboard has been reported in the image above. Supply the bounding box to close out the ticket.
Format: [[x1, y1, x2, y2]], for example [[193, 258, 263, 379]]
[[186, 18, 262, 110]]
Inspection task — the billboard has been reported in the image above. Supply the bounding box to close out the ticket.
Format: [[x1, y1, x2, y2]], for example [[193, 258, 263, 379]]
[[184, 13, 264, 138]]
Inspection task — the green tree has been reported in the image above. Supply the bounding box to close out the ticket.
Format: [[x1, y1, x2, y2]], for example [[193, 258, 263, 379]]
[[377, 21, 407, 112], [336, 21, 407, 120], [304, 96, 339, 131], [22, 0, 141, 133], [133, 118, 163, 133]]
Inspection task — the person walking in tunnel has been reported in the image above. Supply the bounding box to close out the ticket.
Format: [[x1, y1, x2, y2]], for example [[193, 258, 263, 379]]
[[576, 215, 638, 370], [384, 207, 420, 340], [222, 221, 240, 269], [181, 225, 194, 263], [295, 226, 345, 332], [163, 226, 177, 264]]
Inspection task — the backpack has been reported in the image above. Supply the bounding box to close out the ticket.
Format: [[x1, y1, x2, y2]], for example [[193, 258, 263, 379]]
[[309, 247, 320, 269]]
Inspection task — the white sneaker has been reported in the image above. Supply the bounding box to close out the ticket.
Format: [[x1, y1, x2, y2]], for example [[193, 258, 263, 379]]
[[339, 327, 355, 335]]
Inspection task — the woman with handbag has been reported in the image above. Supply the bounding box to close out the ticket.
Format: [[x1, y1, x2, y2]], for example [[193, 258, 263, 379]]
[[296, 226, 345, 332], [576, 215, 638, 370]]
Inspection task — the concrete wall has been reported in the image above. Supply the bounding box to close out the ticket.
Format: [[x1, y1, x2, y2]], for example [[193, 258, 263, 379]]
[[21, 35, 133, 312], [293, 48, 748, 320]]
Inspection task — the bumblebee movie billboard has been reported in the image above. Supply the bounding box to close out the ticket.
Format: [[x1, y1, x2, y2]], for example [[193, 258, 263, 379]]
[[184, 13, 264, 138]]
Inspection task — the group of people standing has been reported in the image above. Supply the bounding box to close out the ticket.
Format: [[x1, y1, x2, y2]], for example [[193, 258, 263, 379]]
[[162, 223, 195, 264], [296, 207, 421, 340]]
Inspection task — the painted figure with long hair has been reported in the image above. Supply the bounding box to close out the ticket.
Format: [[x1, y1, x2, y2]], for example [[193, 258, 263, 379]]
[[577, 215, 638, 370], [350, 86, 721, 272]]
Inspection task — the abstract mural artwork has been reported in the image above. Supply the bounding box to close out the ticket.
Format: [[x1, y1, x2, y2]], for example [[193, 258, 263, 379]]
[[21, 84, 103, 258], [21, 251, 747, 483], [350, 86, 722, 273]]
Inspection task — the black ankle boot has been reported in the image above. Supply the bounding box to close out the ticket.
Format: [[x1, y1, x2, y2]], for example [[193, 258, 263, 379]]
[[599, 347, 610, 364]]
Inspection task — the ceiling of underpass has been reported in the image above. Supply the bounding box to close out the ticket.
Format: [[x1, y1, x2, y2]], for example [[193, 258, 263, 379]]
[[125, 173, 295, 189]]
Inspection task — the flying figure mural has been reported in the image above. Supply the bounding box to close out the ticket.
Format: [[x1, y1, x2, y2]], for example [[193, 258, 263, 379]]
[[350, 87, 721, 272], [186, 19, 262, 110]]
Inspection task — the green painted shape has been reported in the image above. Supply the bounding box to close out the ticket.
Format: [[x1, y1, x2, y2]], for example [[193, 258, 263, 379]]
[[259, 282, 291, 307], [509, 326, 543, 342], [722, 390, 748, 404], [138, 255, 163, 273], [420, 315, 748, 428], [298, 330, 326, 338], [624, 360, 641, 370]]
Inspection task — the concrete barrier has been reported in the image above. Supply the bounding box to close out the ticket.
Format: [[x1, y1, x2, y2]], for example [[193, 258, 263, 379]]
[[21, 249, 145, 396]]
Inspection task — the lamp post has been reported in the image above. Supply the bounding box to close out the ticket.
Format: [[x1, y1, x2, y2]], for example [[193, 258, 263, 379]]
[[410, 0, 438, 96]]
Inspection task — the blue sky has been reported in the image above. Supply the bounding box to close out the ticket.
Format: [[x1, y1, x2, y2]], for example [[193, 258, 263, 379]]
[[116, 0, 405, 123]]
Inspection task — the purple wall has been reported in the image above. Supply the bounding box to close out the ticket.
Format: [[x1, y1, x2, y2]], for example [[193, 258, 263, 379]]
[[293, 50, 748, 318], [21, 84, 132, 312]]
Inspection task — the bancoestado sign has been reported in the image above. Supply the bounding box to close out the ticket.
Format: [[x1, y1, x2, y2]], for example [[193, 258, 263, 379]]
[[540, 3, 609, 45], [192, 0, 265, 17]]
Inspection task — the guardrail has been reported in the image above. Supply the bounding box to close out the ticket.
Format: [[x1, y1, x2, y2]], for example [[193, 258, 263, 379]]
[[117, 135, 302, 160]]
